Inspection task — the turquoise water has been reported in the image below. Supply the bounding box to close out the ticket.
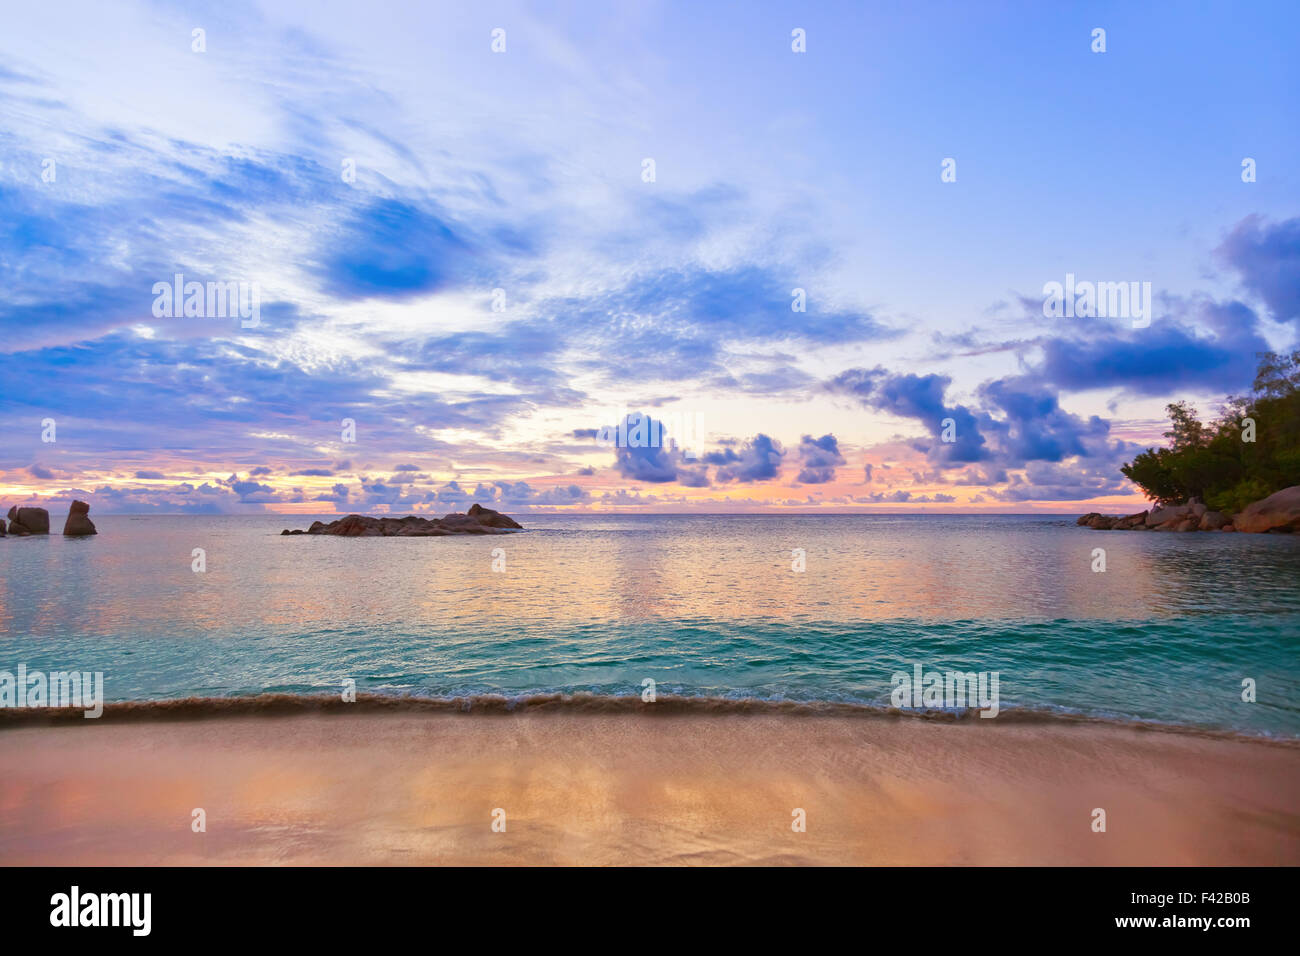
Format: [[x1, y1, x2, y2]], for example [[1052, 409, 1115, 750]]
[[1, 513, 1297, 735]]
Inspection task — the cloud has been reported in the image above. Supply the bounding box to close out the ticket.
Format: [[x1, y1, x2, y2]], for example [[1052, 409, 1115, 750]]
[[855, 490, 956, 504], [224, 474, 280, 502], [675, 465, 711, 487], [1216, 214, 1300, 323], [1035, 298, 1270, 397], [827, 366, 1134, 501], [312, 197, 484, 301], [977, 377, 1110, 464], [608, 412, 683, 484], [826, 368, 988, 465], [708, 433, 785, 483], [795, 433, 845, 484], [988, 462, 1130, 502], [600, 414, 795, 488], [312, 483, 350, 503]]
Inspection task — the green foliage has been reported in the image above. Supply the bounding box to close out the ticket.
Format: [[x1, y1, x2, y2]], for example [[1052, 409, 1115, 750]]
[[1119, 352, 1300, 511], [1119, 449, 1181, 504], [1205, 478, 1272, 515]]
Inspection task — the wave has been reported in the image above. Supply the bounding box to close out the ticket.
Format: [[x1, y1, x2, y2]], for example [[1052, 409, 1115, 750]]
[[2, 691, 1297, 746]]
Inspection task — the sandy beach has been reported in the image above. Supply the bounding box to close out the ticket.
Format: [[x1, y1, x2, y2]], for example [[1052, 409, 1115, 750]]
[[1, 706, 1296, 865]]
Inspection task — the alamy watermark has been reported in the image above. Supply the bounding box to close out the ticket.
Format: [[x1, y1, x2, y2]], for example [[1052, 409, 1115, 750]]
[[0, 664, 104, 718], [50, 886, 150, 936], [1042, 273, 1151, 328], [152, 273, 260, 328], [890, 664, 999, 718]]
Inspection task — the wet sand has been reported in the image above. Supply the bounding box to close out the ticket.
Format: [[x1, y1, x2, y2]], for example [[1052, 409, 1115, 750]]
[[1, 712, 1297, 865]]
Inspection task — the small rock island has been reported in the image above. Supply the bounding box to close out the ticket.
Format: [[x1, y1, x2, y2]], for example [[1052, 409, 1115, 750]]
[[2, 501, 97, 537], [282, 503, 523, 537]]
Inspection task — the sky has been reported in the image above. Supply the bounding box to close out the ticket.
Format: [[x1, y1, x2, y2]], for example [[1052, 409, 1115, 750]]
[[1, 0, 1298, 514]]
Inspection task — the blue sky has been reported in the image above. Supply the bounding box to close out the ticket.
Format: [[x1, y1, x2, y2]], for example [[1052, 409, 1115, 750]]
[[1, 0, 1297, 513]]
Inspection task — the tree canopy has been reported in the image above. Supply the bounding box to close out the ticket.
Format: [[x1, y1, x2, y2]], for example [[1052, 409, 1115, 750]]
[[1120, 351, 1300, 512]]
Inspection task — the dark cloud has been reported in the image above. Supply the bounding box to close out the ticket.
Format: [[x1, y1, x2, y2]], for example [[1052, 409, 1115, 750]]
[[311, 198, 477, 300], [1035, 299, 1269, 396], [608, 412, 682, 483], [709, 434, 785, 483], [826, 368, 989, 465], [795, 433, 845, 484], [828, 366, 1133, 491], [1216, 214, 1300, 323]]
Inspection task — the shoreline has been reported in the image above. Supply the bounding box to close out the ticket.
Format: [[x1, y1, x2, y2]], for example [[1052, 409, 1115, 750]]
[[2, 691, 1296, 746], [2, 709, 1296, 865]]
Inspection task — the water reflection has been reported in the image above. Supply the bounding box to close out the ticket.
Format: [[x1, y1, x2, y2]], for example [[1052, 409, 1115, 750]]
[[2, 514, 1298, 640]]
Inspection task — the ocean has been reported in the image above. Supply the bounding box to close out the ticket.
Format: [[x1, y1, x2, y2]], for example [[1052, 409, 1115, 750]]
[[2, 513, 1298, 736]]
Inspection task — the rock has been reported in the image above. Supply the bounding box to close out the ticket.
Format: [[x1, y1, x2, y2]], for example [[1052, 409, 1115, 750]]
[[1222, 524, 1236, 532], [1146, 504, 1190, 527], [468, 503, 524, 529], [1174, 519, 1198, 532], [1112, 510, 1148, 530], [1078, 509, 1149, 530], [291, 505, 524, 537], [62, 500, 97, 536], [6, 506, 50, 535], [1200, 511, 1230, 530], [1190, 502, 1207, 517], [332, 514, 385, 537], [1233, 485, 1300, 534]]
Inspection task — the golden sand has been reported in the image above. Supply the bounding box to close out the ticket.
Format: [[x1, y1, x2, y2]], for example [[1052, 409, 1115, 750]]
[[1, 712, 1296, 865]]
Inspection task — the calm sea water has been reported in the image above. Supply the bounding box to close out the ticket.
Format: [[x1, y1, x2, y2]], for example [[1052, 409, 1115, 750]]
[[1, 514, 1298, 735]]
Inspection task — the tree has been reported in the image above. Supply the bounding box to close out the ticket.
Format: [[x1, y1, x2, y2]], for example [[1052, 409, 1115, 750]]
[[1162, 401, 1206, 452], [1253, 349, 1300, 400], [1120, 352, 1300, 510]]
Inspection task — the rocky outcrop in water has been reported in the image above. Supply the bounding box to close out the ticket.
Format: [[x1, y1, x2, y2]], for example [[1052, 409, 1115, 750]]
[[282, 504, 523, 537], [1078, 486, 1300, 533], [6, 506, 50, 535], [62, 500, 97, 536]]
